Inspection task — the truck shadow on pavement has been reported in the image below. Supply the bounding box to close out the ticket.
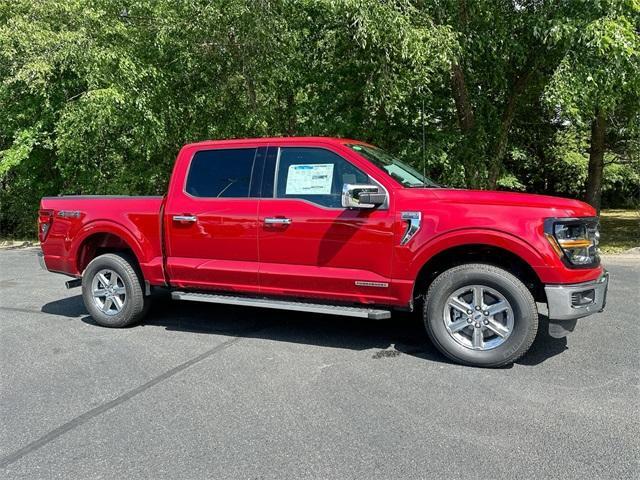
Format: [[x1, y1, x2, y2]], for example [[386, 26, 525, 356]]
[[41, 293, 567, 367]]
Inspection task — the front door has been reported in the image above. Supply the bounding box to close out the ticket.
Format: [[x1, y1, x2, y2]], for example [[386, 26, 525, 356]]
[[165, 147, 262, 293], [258, 145, 396, 305]]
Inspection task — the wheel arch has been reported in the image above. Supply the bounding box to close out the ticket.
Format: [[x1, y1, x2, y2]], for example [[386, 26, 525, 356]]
[[410, 230, 547, 305], [73, 221, 146, 277]]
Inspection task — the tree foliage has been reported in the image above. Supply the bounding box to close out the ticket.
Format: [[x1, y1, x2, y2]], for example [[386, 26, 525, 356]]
[[1, 0, 638, 237], [544, 0, 640, 211]]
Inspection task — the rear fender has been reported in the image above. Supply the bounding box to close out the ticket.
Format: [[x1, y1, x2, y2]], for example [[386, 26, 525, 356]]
[[72, 220, 154, 279]]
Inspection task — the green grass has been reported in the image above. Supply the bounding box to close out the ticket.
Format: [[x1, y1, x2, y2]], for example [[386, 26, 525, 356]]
[[599, 209, 640, 254]]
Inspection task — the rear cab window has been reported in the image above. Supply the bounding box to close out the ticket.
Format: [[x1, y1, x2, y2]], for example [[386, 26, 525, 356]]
[[185, 148, 257, 198]]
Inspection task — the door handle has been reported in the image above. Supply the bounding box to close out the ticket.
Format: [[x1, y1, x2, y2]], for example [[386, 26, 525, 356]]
[[173, 215, 197, 223], [264, 217, 292, 225]]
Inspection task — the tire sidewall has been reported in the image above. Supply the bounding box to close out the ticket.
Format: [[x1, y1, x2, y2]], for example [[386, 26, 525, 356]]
[[425, 267, 537, 367], [82, 255, 142, 328]]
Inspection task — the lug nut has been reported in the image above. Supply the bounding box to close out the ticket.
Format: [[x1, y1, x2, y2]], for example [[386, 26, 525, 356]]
[[475, 322, 480, 328], [483, 311, 489, 316], [475, 306, 481, 311], [467, 318, 472, 323], [483, 319, 489, 325], [467, 309, 472, 314]]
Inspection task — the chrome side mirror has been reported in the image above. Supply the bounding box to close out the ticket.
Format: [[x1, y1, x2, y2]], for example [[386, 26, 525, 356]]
[[341, 184, 386, 209]]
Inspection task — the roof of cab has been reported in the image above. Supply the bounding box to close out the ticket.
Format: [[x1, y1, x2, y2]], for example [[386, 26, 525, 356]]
[[185, 136, 369, 148]]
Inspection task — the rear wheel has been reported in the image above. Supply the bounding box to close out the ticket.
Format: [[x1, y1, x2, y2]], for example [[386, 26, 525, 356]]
[[82, 253, 149, 328], [423, 263, 538, 367]]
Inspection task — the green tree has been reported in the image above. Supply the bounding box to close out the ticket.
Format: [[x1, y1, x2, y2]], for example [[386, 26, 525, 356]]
[[545, 0, 640, 211], [422, 0, 580, 188], [0, 0, 638, 238]]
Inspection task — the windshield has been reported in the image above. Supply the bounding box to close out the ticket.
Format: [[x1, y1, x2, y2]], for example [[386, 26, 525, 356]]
[[347, 144, 439, 188]]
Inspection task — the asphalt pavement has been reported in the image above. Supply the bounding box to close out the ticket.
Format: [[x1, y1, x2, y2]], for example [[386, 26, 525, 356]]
[[1, 248, 638, 479]]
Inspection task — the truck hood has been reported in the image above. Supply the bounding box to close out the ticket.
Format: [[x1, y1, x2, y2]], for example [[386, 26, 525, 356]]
[[423, 188, 596, 217]]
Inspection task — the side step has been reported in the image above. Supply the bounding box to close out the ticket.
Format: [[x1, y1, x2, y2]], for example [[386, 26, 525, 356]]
[[171, 291, 391, 320]]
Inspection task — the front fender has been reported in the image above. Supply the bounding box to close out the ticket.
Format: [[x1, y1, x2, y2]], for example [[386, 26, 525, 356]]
[[404, 228, 552, 281]]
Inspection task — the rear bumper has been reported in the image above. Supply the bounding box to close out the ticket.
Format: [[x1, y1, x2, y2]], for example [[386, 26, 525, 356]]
[[544, 271, 608, 321]]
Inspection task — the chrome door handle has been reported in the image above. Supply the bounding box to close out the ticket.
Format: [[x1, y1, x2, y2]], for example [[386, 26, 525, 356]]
[[173, 215, 197, 223], [264, 217, 292, 225]]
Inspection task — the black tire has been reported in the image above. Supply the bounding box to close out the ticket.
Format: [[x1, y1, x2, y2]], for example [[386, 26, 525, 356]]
[[81, 253, 149, 328], [423, 263, 538, 367]]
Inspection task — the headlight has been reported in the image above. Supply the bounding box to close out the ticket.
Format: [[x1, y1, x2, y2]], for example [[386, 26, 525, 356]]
[[544, 217, 600, 267]]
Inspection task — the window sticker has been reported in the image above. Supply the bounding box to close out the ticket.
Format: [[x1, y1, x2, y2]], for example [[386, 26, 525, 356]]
[[285, 164, 334, 195]]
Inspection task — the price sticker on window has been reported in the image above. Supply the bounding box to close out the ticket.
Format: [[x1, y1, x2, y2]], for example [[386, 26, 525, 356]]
[[285, 164, 334, 195]]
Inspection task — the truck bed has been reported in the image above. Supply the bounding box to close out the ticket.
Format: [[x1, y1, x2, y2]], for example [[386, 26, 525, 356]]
[[39, 195, 165, 281]]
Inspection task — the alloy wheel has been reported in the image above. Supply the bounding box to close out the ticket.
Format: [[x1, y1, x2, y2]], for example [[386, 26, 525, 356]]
[[91, 269, 127, 316], [443, 284, 514, 351]]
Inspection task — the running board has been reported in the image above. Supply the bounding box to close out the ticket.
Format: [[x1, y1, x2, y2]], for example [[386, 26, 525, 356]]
[[171, 291, 391, 320]]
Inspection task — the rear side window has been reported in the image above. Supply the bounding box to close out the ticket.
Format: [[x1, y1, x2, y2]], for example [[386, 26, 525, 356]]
[[186, 148, 257, 198], [275, 147, 369, 208]]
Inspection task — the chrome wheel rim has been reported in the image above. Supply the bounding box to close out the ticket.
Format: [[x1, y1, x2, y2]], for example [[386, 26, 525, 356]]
[[91, 269, 126, 316], [443, 285, 514, 351]]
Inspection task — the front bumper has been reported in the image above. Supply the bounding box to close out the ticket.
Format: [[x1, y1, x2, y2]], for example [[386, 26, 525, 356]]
[[545, 271, 608, 321]]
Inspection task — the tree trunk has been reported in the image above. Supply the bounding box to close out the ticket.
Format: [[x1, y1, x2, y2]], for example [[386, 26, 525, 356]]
[[449, 0, 479, 187], [451, 63, 475, 132], [487, 68, 534, 189], [451, 62, 481, 187], [451, 0, 473, 133], [585, 108, 606, 213], [285, 92, 297, 135]]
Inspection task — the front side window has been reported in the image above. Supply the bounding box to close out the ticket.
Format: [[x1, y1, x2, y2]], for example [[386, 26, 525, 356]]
[[186, 148, 257, 198], [275, 147, 369, 208]]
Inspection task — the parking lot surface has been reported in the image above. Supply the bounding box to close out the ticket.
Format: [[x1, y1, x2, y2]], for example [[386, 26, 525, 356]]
[[1, 248, 638, 479]]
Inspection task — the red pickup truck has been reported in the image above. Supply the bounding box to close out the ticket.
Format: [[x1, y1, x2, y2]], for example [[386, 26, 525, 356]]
[[38, 137, 608, 367]]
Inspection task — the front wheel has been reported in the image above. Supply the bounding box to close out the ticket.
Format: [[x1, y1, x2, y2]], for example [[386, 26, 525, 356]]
[[423, 264, 538, 367], [81, 253, 149, 328]]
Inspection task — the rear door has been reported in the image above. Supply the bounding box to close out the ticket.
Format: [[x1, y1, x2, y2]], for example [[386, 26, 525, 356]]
[[164, 146, 264, 292], [257, 144, 397, 305]]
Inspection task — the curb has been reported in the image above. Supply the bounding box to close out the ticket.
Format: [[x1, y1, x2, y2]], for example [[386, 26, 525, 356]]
[[0, 241, 40, 250]]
